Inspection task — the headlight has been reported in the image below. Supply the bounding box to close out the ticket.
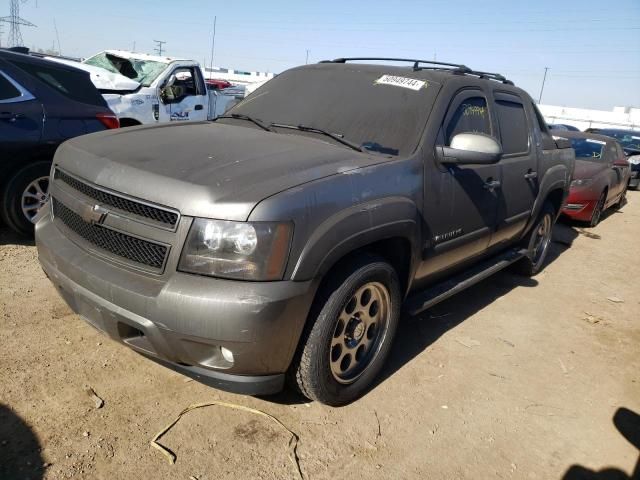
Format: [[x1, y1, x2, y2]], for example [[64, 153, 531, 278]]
[[571, 178, 593, 187], [178, 218, 293, 281], [628, 156, 640, 165]]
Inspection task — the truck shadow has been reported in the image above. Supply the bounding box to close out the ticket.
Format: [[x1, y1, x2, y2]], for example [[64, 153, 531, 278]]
[[561, 407, 639, 479], [0, 404, 44, 480], [372, 223, 578, 399], [267, 224, 579, 406], [0, 225, 34, 247]]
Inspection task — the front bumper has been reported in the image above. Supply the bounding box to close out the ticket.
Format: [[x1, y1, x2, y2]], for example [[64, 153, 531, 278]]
[[36, 213, 317, 395]]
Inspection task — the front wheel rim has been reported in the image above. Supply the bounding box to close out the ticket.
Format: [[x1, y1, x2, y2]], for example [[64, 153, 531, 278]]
[[591, 195, 604, 225], [330, 282, 391, 385], [21, 176, 50, 224]]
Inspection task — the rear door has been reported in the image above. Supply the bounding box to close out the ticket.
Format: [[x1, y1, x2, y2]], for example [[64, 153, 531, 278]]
[[0, 66, 43, 154], [419, 88, 501, 277], [489, 91, 538, 246]]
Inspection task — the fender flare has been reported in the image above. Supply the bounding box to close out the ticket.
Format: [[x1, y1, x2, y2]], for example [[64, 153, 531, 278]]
[[290, 196, 420, 281]]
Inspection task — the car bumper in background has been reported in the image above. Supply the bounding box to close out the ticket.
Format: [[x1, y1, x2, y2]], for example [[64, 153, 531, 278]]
[[35, 212, 317, 395]]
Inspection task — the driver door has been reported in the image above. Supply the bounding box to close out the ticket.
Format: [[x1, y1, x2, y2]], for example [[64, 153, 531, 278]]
[[418, 89, 501, 279], [159, 66, 207, 123]]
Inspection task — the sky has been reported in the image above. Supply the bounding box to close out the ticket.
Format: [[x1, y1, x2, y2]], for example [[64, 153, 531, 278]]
[[3, 0, 639, 110]]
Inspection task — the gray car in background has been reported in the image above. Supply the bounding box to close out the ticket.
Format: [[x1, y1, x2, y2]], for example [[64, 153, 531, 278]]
[[35, 58, 574, 405]]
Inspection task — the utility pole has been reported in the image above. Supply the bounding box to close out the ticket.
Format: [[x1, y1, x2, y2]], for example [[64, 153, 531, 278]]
[[153, 39, 166, 56], [208, 16, 217, 76], [132, 40, 136, 52], [0, 0, 37, 48], [538, 67, 549, 104], [305, 49, 309, 64]]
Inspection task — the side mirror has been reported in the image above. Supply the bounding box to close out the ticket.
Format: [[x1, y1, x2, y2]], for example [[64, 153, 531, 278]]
[[436, 133, 502, 165], [613, 158, 629, 167]]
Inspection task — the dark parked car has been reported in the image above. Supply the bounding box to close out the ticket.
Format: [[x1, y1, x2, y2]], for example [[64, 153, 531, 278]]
[[557, 131, 630, 226], [0, 49, 119, 235], [36, 58, 574, 405], [548, 124, 580, 132], [585, 128, 640, 190]]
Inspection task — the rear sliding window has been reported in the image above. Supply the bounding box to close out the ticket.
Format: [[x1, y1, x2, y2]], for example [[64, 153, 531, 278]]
[[0, 72, 20, 100], [495, 98, 529, 155], [11, 60, 106, 107]]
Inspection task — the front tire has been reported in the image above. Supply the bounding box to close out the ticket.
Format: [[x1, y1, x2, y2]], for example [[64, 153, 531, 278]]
[[589, 192, 606, 227], [514, 201, 555, 277], [290, 255, 401, 406], [0, 162, 51, 236]]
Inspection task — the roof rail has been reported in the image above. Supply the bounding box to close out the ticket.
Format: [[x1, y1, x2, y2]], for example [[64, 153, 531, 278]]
[[321, 57, 471, 73], [319, 57, 513, 85]]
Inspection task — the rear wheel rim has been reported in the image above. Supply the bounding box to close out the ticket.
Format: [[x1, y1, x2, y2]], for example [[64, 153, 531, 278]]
[[531, 213, 552, 267], [591, 194, 605, 226], [330, 282, 391, 385], [21, 176, 49, 224]]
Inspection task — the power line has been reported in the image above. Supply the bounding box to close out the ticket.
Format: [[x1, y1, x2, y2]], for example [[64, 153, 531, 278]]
[[153, 39, 166, 56], [0, 0, 37, 48]]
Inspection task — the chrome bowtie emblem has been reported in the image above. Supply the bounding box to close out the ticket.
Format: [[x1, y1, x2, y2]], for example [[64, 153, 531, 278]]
[[80, 204, 108, 225]]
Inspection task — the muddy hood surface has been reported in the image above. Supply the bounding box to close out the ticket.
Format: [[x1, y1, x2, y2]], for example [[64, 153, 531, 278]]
[[54, 122, 388, 221]]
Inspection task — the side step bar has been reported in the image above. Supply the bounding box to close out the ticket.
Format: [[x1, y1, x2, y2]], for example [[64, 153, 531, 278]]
[[403, 248, 528, 316]]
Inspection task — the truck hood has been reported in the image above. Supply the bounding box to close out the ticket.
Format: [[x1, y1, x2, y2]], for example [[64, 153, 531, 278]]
[[573, 159, 606, 180], [45, 57, 140, 91], [54, 122, 389, 221]]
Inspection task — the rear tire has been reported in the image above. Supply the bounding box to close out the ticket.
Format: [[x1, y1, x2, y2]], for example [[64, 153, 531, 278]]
[[0, 161, 51, 237], [290, 254, 401, 406], [514, 201, 555, 277]]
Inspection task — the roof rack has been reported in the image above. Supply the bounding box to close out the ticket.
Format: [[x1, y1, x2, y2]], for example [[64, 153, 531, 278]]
[[319, 57, 513, 85]]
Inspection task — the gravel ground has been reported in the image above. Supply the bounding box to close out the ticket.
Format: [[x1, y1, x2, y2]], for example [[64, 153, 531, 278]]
[[1, 194, 638, 480]]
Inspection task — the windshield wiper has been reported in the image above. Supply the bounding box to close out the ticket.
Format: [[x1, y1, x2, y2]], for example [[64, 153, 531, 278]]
[[215, 113, 273, 132], [270, 123, 362, 152]]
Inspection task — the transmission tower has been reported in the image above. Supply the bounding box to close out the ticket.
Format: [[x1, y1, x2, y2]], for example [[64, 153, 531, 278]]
[[153, 39, 166, 56], [0, 0, 37, 48]]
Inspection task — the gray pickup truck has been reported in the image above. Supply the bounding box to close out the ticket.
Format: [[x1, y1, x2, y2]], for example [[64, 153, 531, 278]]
[[36, 58, 574, 406]]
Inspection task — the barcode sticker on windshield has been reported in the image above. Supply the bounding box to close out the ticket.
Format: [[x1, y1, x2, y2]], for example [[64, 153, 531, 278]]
[[586, 139, 606, 145], [375, 75, 426, 91]]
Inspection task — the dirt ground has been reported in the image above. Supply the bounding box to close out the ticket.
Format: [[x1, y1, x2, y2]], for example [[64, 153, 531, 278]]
[[1, 194, 639, 480]]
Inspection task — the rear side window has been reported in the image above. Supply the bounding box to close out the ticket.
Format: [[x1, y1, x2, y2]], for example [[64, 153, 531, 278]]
[[445, 97, 491, 144], [11, 60, 106, 107], [495, 99, 529, 154], [0, 72, 21, 100]]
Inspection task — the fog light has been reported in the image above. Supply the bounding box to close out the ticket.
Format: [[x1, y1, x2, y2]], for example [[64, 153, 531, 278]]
[[220, 346, 234, 363]]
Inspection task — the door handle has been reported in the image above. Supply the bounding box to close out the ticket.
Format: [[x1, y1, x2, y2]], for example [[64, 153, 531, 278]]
[[524, 170, 538, 180], [483, 179, 501, 191], [194, 104, 204, 111]]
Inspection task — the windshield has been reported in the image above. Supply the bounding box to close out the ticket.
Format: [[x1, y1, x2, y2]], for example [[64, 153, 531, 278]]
[[594, 130, 640, 151], [571, 138, 606, 161], [227, 66, 440, 157], [84, 52, 167, 87]]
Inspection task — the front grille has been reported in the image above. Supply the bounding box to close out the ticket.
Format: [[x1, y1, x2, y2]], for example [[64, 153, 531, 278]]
[[53, 198, 169, 270], [54, 169, 179, 229]]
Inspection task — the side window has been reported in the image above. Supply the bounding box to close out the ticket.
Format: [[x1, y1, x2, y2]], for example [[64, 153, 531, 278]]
[[11, 60, 104, 106], [170, 68, 204, 96], [0, 72, 21, 101], [495, 98, 529, 155], [445, 96, 491, 145]]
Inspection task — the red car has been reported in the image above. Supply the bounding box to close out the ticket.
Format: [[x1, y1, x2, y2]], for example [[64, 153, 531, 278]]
[[559, 131, 630, 227]]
